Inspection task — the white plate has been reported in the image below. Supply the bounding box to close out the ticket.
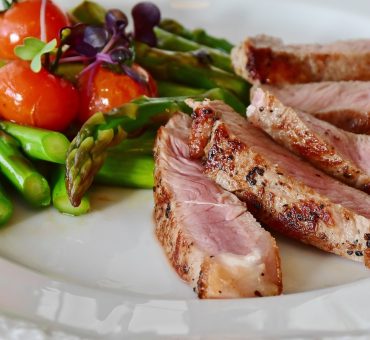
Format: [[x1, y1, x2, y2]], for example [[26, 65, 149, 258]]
[[1, 0, 370, 338]]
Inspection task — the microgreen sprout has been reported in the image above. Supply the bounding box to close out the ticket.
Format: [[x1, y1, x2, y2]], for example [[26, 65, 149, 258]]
[[14, 37, 57, 72]]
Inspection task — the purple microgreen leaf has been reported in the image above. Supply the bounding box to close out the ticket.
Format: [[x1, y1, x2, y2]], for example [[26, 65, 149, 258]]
[[132, 2, 161, 47], [105, 9, 128, 33], [65, 24, 109, 57]]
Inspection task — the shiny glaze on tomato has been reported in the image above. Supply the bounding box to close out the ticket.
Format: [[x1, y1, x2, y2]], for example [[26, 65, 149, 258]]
[[0, 60, 79, 131], [78, 64, 157, 122]]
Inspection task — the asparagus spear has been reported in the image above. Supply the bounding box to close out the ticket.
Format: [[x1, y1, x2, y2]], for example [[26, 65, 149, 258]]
[[66, 89, 241, 206], [110, 130, 156, 155], [135, 42, 249, 101], [0, 122, 70, 164], [52, 165, 90, 216], [157, 81, 206, 97], [96, 153, 154, 188], [159, 19, 234, 53], [69, 0, 106, 25], [0, 182, 13, 227], [96, 131, 155, 188], [154, 27, 233, 73], [0, 131, 50, 207], [157, 82, 245, 114]]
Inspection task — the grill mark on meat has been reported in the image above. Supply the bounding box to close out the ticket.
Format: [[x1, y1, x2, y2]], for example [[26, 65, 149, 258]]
[[248, 88, 370, 193], [246, 166, 265, 186], [277, 200, 333, 237], [187, 99, 370, 267], [232, 35, 370, 85]]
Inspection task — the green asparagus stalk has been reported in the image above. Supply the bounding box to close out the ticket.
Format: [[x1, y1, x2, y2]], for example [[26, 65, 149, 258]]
[[69, 0, 106, 25], [0, 182, 13, 227], [157, 81, 206, 97], [110, 130, 156, 155], [0, 60, 7, 68], [52, 165, 90, 216], [154, 27, 233, 73], [0, 122, 70, 164], [135, 42, 249, 101], [66, 89, 241, 206], [96, 131, 155, 187], [0, 131, 50, 207], [96, 154, 154, 188], [159, 19, 234, 53]]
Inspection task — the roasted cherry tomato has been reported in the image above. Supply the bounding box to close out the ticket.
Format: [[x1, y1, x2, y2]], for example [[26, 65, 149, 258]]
[[0, 60, 79, 131], [0, 0, 68, 60], [78, 64, 157, 123]]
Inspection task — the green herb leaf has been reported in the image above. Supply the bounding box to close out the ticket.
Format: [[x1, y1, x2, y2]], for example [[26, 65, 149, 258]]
[[1, 0, 13, 12], [14, 37, 57, 73]]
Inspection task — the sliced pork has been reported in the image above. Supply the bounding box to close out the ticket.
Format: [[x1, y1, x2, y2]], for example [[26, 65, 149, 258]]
[[188, 100, 370, 267], [247, 88, 370, 193], [260, 82, 370, 134], [153, 113, 282, 298], [232, 35, 370, 85]]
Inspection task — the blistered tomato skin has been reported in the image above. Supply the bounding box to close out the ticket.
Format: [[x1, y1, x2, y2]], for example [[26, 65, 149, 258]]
[[0, 60, 79, 131], [0, 0, 68, 60], [78, 64, 157, 123]]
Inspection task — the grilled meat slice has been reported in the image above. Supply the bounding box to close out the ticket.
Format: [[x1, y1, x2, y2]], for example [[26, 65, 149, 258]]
[[247, 88, 370, 193], [260, 82, 370, 134], [232, 35, 370, 85], [188, 100, 370, 267], [153, 113, 282, 298]]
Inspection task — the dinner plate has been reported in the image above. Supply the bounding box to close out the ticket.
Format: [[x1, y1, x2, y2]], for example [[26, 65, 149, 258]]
[[1, 0, 370, 338]]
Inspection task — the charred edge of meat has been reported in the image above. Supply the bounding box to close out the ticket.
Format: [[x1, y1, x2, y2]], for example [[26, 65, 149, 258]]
[[245, 41, 317, 84], [189, 106, 218, 159], [365, 249, 370, 268], [239, 187, 334, 241], [205, 124, 245, 173], [246, 166, 265, 186], [275, 201, 334, 240], [197, 266, 207, 299], [314, 110, 370, 135], [362, 183, 370, 194]]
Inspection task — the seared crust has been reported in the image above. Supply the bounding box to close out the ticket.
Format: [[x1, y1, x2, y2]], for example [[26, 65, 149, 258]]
[[232, 35, 370, 85], [187, 100, 370, 267], [314, 110, 370, 135]]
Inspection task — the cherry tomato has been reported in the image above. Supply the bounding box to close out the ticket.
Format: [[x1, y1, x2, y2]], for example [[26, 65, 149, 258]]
[[0, 60, 79, 131], [0, 0, 68, 60], [78, 64, 157, 123]]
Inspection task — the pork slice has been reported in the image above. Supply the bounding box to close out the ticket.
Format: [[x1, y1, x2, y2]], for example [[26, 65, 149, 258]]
[[187, 100, 370, 267], [247, 88, 370, 193], [232, 35, 370, 85], [153, 113, 282, 298], [260, 82, 370, 134]]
